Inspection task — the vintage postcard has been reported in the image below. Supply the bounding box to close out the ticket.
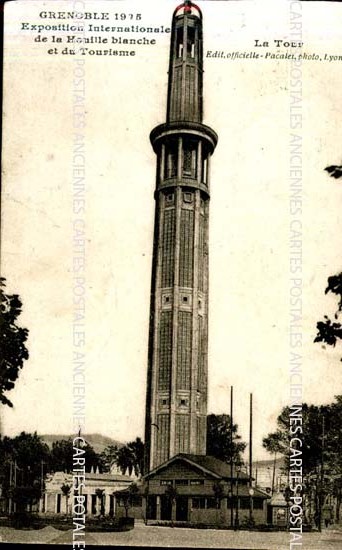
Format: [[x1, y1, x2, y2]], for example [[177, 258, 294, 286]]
[[1, 0, 342, 548]]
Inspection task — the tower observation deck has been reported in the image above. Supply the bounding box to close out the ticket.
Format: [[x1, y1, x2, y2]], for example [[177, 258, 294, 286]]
[[144, 1, 218, 473]]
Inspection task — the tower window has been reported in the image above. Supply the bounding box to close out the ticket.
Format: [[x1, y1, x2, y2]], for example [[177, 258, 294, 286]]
[[165, 142, 178, 179], [187, 27, 195, 58], [183, 296, 188, 303], [176, 28, 184, 58], [183, 143, 197, 178], [183, 192, 193, 203], [180, 398, 188, 406], [167, 152, 177, 178], [202, 155, 208, 184], [165, 192, 174, 204], [158, 311, 173, 390]]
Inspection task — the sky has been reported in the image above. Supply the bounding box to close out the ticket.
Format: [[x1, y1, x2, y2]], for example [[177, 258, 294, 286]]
[[2, 0, 342, 461]]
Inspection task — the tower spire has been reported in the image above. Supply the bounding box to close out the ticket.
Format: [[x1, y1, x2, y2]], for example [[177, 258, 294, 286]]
[[167, 1, 203, 123], [144, 2, 217, 473]]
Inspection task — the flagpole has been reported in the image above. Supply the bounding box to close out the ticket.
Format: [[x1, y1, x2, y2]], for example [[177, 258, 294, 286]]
[[249, 393, 254, 523], [230, 386, 234, 527]]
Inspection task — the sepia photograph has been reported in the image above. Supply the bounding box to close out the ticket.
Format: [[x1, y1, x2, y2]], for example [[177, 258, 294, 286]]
[[1, 0, 342, 548]]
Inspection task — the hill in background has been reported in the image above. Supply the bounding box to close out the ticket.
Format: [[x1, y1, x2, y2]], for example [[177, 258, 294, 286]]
[[40, 433, 123, 454], [253, 457, 285, 469]]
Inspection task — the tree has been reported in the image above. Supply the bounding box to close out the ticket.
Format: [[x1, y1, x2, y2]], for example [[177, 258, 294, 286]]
[[315, 273, 342, 350], [314, 161, 342, 520], [0, 278, 29, 407], [114, 438, 145, 476], [120, 482, 140, 518], [325, 165, 342, 179], [315, 162, 342, 353], [264, 404, 327, 475], [82, 441, 105, 473], [11, 484, 42, 514], [49, 438, 104, 473], [116, 446, 134, 475], [206, 414, 246, 464], [61, 483, 71, 515], [100, 444, 119, 473], [126, 437, 144, 476], [262, 431, 286, 494], [50, 439, 73, 473], [2, 432, 50, 481], [0, 432, 50, 512], [264, 399, 342, 523]]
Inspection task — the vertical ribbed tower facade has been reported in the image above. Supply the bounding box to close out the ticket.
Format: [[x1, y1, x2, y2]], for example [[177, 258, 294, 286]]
[[144, 1, 218, 473]]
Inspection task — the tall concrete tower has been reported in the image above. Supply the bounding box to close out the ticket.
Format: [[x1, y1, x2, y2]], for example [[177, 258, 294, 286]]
[[144, 1, 217, 473]]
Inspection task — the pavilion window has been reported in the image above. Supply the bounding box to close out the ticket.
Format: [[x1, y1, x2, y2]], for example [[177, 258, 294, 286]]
[[240, 497, 250, 510], [206, 497, 219, 509], [175, 479, 188, 486], [192, 497, 206, 509], [109, 495, 114, 516], [132, 496, 142, 507], [190, 479, 204, 486], [91, 494, 97, 514], [253, 498, 264, 510]]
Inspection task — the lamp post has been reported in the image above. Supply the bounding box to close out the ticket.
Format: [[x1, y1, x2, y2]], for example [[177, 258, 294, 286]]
[[235, 464, 241, 530]]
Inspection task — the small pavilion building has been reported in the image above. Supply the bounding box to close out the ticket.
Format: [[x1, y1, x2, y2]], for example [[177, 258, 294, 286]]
[[138, 454, 268, 526], [42, 469, 136, 516]]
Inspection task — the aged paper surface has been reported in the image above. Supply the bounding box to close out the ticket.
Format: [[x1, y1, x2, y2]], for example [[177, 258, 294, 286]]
[[1, 0, 342, 547]]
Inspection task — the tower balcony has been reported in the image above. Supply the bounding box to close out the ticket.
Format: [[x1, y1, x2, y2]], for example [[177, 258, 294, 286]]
[[150, 122, 218, 198], [150, 121, 218, 154]]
